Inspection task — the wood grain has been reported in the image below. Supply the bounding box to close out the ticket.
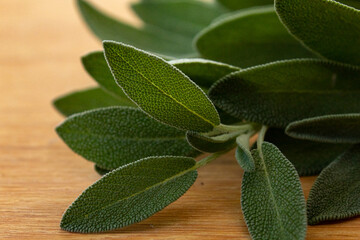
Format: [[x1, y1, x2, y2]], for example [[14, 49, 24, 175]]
[[0, 0, 359, 239]]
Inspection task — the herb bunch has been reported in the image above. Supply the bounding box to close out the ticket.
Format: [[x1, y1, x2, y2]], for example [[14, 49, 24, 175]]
[[54, 0, 360, 239]]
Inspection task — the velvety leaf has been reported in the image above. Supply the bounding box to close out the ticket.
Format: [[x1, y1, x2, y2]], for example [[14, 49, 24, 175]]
[[104, 41, 220, 132], [338, 0, 360, 9], [209, 59, 360, 128], [275, 0, 360, 66], [286, 114, 360, 144], [53, 87, 133, 117], [94, 165, 110, 176], [186, 132, 236, 153], [77, 0, 194, 58], [217, 0, 274, 10], [241, 142, 307, 240], [61, 156, 197, 233], [265, 128, 350, 176], [131, 0, 225, 37], [169, 58, 239, 89], [56, 107, 199, 170], [195, 6, 315, 68], [307, 145, 360, 225], [235, 133, 255, 172]]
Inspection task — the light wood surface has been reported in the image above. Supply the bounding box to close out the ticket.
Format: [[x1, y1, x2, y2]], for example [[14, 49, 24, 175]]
[[0, 1, 359, 239]]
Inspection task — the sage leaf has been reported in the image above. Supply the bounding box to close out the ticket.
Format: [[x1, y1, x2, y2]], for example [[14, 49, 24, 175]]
[[53, 87, 133, 117], [169, 58, 239, 89], [209, 59, 360, 128], [241, 142, 307, 240], [275, 0, 360, 66], [56, 107, 199, 170], [338, 0, 360, 9], [77, 0, 194, 58], [286, 114, 360, 144], [235, 133, 255, 172], [265, 128, 350, 176], [94, 165, 110, 176], [307, 145, 360, 225], [195, 6, 315, 68], [186, 132, 236, 153], [217, 0, 274, 10], [103, 41, 220, 132], [60, 156, 198, 233], [131, 0, 225, 37]]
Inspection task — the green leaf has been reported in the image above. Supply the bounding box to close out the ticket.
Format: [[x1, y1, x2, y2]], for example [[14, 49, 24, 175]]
[[235, 133, 255, 172], [209, 59, 360, 128], [61, 156, 197, 233], [77, 0, 194, 58], [131, 0, 225, 37], [217, 0, 274, 10], [275, 0, 360, 66], [307, 145, 360, 225], [195, 6, 315, 68], [338, 0, 360, 9], [286, 114, 360, 144], [241, 142, 307, 240], [53, 87, 133, 117], [56, 107, 199, 170], [265, 128, 350, 176], [186, 132, 236, 153], [94, 165, 110, 176], [169, 58, 239, 89], [103, 41, 220, 132]]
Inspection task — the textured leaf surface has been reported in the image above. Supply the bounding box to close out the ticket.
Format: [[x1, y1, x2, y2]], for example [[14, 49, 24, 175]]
[[195, 6, 315, 68], [104, 41, 220, 132], [241, 142, 307, 240], [275, 0, 360, 66], [77, 0, 194, 58], [209, 59, 360, 128], [235, 133, 255, 172], [53, 87, 132, 117], [61, 156, 197, 233], [307, 145, 360, 225], [56, 107, 199, 170], [132, 0, 224, 37], [186, 132, 235, 153], [217, 0, 274, 10], [169, 58, 239, 89], [265, 128, 350, 176], [286, 114, 360, 144], [94, 165, 110, 176]]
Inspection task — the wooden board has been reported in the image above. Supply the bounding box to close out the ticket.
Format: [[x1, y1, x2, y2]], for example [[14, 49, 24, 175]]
[[0, 0, 359, 239]]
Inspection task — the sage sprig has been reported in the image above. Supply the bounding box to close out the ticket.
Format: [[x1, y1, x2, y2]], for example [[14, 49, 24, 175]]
[[54, 0, 360, 238]]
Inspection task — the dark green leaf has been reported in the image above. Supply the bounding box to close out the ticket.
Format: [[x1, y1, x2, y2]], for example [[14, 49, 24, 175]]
[[77, 0, 194, 58], [337, 0, 360, 9], [209, 59, 360, 128], [61, 156, 197, 233], [53, 87, 133, 117], [217, 0, 274, 10], [94, 165, 110, 176], [307, 145, 360, 225], [131, 0, 225, 37], [265, 128, 350, 176], [169, 58, 239, 89], [241, 142, 307, 240], [195, 6, 315, 68], [275, 0, 360, 66], [286, 114, 360, 144], [104, 41, 220, 132], [186, 132, 236, 153], [235, 133, 255, 172], [56, 107, 199, 170]]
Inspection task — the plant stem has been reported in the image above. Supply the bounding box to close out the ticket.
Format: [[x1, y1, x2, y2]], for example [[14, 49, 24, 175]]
[[195, 149, 232, 169], [257, 125, 268, 159]]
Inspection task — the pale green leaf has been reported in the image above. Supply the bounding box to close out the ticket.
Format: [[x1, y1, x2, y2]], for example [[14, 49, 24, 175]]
[[265, 128, 350, 176], [103, 41, 220, 132], [77, 0, 194, 58], [217, 0, 274, 10], [241, 142, 307, 240], [61, 156, 197, 233], [209, 59, 360, 128], [53, 87, 133, 117], [286, 114, 360, 144], [195, 6, 315, 68], [56, 107, 199, 170], [275, 0, 360, 66], [307, 145, 360, 225], [235, 133, 255, 172]]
